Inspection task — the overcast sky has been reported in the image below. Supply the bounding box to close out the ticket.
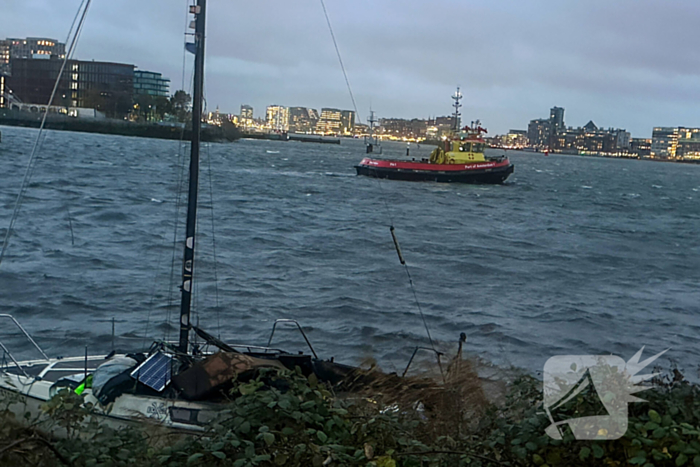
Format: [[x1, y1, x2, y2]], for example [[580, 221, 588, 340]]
[[5, 0, 700, 136]]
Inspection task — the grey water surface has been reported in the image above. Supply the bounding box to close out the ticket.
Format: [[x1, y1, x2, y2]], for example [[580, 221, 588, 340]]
[[0, 125, 698, 378]]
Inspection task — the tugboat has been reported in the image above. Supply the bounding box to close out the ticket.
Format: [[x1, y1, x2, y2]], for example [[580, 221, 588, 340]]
[[355, 88, 514, 184]]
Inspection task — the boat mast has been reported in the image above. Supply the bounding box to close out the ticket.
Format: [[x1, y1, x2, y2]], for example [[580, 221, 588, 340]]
[[451, 87, 462, 131], [179, 0, 206, 353]]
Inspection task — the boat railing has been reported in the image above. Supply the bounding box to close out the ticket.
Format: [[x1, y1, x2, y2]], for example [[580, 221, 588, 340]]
[[0, 314, 49, 378], [266, 319, 318, 359], [402, 346, 444, 378]]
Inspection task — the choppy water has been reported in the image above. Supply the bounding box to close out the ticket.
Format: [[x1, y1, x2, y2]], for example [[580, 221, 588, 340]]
[[0, 125, 699, 378]]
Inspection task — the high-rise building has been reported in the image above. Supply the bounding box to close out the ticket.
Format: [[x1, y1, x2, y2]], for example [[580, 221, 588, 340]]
[[133, 70, 170, 97], [239, 104, 254, 128], [7, 57, 134, 118], [240, 104, 253, 119], [1, 37, 66, 74], [550, 106, 565, 133], [288, 106, 318, 133], [266, 105, 288, 131]]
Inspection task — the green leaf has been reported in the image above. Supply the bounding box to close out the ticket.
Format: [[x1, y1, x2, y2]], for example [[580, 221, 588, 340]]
[[592, 444, 604, 459], [677, 454, 689, 466], [187, 453, 204, 465], [694, 455, 700, 467], [211, 452, 226, 460], [301, 401, 316, 410], [579, 447, 590, 461], [629, 456, 647, 465], [525, 442, 538, 451], [263, 432, 275, 446], [649, 410, 662, 424], [238, 421, 251, 434], [274, 454, 289, 465], [317, 431, 328, 443], [281, 427, 295, 436]]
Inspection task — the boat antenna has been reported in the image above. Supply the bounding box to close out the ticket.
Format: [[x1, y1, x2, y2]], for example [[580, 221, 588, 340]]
[[451, 86, 462, 131], [178, 0, 206, 353]]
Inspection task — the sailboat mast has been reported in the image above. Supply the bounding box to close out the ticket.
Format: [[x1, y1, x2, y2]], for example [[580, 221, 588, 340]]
[[179, 0, 206, 353]]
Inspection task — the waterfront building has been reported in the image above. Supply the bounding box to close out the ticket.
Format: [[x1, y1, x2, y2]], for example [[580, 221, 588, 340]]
[[630, 138, 651, 157], [498, 129, 528, 148], [378, 118, 428, 140], [528, 118, 551, 148], [650, 127, 680, 159], [265, 105, 288, 131], [288, 106, 319, 133], [0, 72, 5, 108], [7, 57, 134, 118], [340, 110, 355, 135], [239, 104, 254, 128], [550, 106, 565, 133], [0, 37, 66, 74], [675, 128, 700, 160], [316, 108, 342, 135], [133, 70, 170, 97]]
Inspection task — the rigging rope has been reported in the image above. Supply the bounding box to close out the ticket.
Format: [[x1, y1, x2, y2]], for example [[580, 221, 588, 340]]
[[318, 1, 440, 376], [0, 0, 92, 270], [319, 0, 361, 124]]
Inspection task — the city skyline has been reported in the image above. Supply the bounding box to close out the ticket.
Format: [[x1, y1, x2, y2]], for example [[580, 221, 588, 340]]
[[5, 0, 700, 136]]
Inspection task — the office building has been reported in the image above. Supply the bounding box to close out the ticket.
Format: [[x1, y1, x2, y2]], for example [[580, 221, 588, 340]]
[[239, 104, 254, 128], [133, 70, 170, 97], [288, 106, 319, 133], [266, 105, 288, 131], [7, 57, 134, 118], [316, 108, 342, 134], [0, 37, 66, 74], [650, 127, 680, 159]]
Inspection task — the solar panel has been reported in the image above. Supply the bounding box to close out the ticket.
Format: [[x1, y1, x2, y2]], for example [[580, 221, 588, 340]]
[[130, 351, 172, 392]]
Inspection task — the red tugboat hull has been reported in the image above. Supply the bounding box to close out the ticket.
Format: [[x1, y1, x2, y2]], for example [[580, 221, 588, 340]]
[[355, 158, 514, 184]]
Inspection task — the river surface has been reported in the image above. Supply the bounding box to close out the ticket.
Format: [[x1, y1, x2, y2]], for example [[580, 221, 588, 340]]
[[0, 125, 698, 378]]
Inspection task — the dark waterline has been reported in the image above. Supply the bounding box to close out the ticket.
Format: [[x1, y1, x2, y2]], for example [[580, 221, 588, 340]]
[[0, 125, 698, 378]]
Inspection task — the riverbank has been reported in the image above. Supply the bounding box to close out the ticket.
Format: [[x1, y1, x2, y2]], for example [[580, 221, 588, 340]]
[[0, 110, 240, 142], [0, 363, 697, 466]]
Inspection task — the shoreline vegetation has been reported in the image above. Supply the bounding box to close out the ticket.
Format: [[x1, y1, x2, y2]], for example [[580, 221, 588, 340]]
[[0, 360, 698, 467]]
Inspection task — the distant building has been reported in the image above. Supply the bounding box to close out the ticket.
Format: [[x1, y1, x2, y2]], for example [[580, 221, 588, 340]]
[[266, 105, 288, 131], [340, 110, 355, 135], [316, 108, 342, 134], [7, 57, 134, 118], [528, 118, 551, 148], [650, 127, 680, 159], [675, 128, 700, 160], [239, 104, 254, 128], [133, 70, 169, 97], [630, 138, 651, 157], [288, 106, 319, 133], [0, 72, 5, 108], [378, 118, 428, 140], [0, 37, 66, 74], [550, 106, 565, 133], [498, 129, 528, 148]]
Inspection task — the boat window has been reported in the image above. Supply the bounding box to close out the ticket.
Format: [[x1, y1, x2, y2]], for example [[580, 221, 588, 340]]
[[460, 142, 472, 152], [472, 143, 485, 152]]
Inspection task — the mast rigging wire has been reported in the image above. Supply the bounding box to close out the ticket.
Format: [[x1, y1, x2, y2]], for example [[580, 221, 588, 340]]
[[319, 0, 361, 124], [0, 0, 92, 270]]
